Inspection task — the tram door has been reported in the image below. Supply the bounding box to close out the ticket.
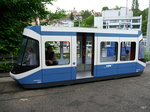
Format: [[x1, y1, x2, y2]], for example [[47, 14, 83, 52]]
[[76, 33, 94, 79]]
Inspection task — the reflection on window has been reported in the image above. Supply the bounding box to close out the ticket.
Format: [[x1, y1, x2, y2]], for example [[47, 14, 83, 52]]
[[18, 37, 28, 65], [22, 38, 39, 66], [120, 42, 136, 61], [45, 41, 70, 66], [100, 42, 118, 62], [139, 40, 145, 61]]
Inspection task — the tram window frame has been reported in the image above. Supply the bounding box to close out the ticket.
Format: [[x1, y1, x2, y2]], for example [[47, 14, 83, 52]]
[[100, 41, 118, 62], [120, 42, 136, 61], [45, 41, 70, 66], [12, 36, 40, 74]]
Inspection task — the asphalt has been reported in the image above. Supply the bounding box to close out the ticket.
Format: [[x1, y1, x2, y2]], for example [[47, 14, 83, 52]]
[[0, 72, 9, 78], [0, 64, 150, 112]]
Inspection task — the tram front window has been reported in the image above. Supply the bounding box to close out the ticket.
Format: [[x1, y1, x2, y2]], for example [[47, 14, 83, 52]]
[[12, 36, 39, 74], [139, 39, 146, 62], [21, 38, 39, 66], [17, 37, 28, 65]]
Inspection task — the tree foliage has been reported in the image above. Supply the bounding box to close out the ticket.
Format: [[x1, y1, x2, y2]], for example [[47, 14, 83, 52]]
[[0, 0, 53, 55], [48, 8, 67, 20], [81, 15, 94, 27], [128, 5, 148, 35], [74, 10, 93, 27], [132, 0, 139, 10], [112, 5, 123, 10], [102, 7, 109, 11], [132, 0, 140, 16], [43, 8, 67, 25], [141, 8, 148, 35], [80, 10, 91, 19]]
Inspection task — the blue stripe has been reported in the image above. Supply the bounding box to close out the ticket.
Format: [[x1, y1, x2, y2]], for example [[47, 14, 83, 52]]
[[41, 32, 76, 36], [26, 26, 41, 34], [95, 33, 140, 37], [41, 31, 140, 37]]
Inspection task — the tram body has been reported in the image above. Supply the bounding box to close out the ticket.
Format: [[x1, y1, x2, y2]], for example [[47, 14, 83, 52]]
[[10, 26, 146, 88]]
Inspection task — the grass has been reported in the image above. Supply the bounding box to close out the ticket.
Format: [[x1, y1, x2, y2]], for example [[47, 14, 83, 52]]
[[144, 51, 150, 61]]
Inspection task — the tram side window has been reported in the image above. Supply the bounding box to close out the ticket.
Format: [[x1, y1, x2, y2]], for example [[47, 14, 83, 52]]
[[100, 41, 118, 62], [45, 41, 70, 66], [120, 42, 136, 61]]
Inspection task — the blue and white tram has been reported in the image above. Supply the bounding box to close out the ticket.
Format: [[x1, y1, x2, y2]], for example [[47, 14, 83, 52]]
[[10, 26, 146, 88]]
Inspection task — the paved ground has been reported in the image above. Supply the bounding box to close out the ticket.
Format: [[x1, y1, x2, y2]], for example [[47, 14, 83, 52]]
[[0, 72, 9, 78], [0, 65, 150, 112]]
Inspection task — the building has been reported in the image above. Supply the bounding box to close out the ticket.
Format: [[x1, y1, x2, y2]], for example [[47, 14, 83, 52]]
[[94, 8, 142, 30]]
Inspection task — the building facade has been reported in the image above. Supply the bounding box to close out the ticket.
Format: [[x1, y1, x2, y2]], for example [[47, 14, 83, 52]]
[[94, 8, 142, 30]]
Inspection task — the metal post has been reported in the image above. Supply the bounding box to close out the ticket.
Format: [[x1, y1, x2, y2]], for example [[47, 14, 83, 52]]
[[60, 42, 63, 59], [146, 0, 150, 51]]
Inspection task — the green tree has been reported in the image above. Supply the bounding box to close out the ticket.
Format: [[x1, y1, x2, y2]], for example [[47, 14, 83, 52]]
[[112, 5, 122, 10], [102, 6, 109, 11], [48, 8, 67, 20], [132, 0, 140, 16], [81, 15, 94, 27], [132, 0, 139, 10], [141, 8, 148, 35], [80, 10, 91, 19], [131, 0, 147, 35], [70, 12, 74, 21], [44, 8, 67, 25], [0, 0, 53, 55]]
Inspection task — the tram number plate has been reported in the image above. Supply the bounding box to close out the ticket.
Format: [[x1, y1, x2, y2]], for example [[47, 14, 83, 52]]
[[106, 65, 112, 68]]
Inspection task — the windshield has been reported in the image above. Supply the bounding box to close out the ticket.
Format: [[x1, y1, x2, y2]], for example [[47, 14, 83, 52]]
[[138, 39, 145, 60], [18, 36, 39, 66], [12, 36, 39, 74], [18, 36, 28, 65]]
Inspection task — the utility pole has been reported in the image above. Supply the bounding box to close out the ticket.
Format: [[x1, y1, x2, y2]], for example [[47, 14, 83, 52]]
[[147, 0, 150, 51]]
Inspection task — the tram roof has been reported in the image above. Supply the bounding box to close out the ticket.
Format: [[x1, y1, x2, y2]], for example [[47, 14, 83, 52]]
[[25, 26, 142, 37]]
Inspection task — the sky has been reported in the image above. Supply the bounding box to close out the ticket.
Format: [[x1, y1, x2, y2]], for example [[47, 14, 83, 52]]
[[46, 0, 149, 12]]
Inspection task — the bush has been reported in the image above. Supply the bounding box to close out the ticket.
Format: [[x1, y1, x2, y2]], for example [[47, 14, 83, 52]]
[[144, 51, 150, 61], [0, 64, 13, 73]]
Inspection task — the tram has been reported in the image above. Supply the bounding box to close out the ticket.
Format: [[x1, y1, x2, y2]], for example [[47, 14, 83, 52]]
[[10, 26, 146, 88]]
